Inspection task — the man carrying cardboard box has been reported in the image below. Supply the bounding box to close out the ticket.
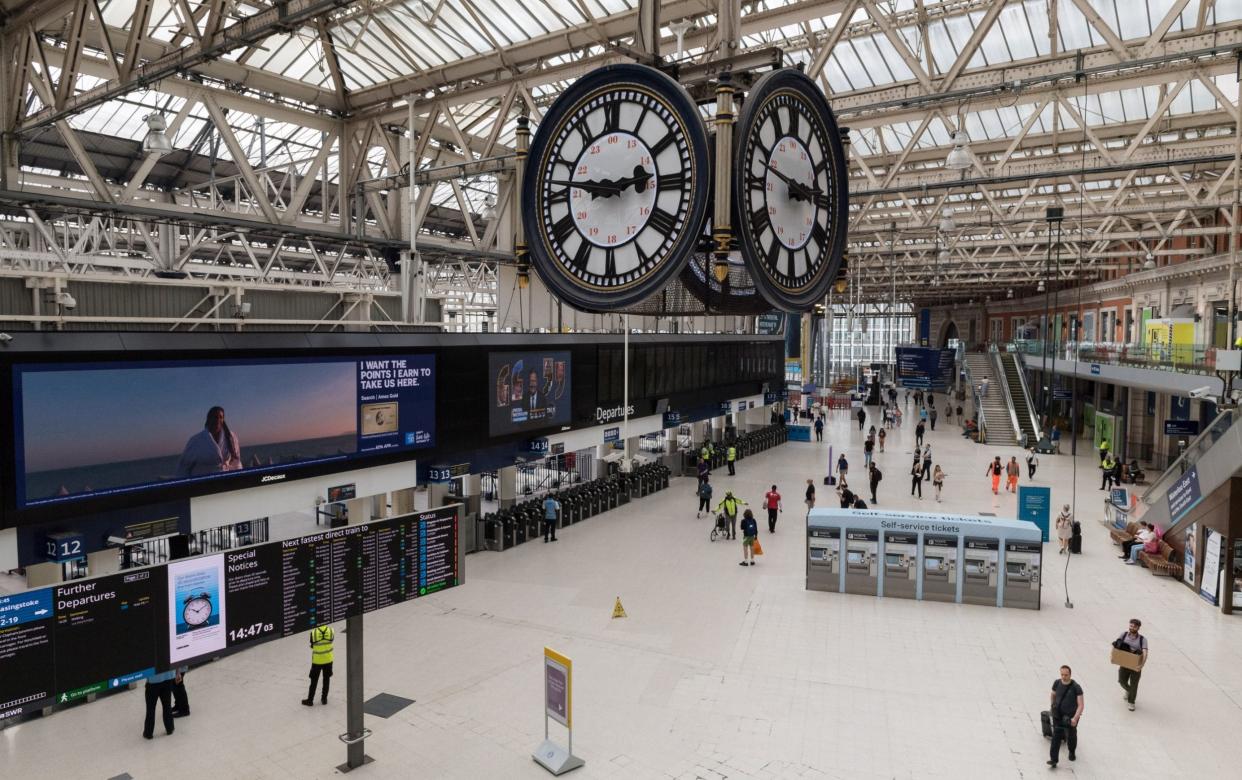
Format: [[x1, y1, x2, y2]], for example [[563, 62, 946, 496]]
[[1112, 619, 1148, 712]]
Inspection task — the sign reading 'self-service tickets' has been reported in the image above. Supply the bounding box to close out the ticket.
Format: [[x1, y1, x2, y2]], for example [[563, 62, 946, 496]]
[[0, 506, 462, 720]]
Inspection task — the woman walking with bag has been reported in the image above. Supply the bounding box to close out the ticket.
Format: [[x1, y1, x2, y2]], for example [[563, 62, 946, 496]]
[[932, 465, 946, 502], [1055, 505, 1073, 554]]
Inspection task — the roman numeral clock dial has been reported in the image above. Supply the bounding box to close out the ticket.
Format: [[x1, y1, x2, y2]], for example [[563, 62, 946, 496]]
[[733, 68, 849, 310], [523, 64, 711, 311]]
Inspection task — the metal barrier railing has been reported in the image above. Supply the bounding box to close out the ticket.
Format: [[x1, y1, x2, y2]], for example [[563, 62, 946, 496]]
[[1140, 408, 1237, 505], [1012, 339, 1220, 375]]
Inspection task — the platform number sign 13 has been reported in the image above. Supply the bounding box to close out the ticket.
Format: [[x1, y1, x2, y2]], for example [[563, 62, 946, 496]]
[[734, 68, 849, 310], [45, 533, 85, 562], [524, 63, 711, 311]]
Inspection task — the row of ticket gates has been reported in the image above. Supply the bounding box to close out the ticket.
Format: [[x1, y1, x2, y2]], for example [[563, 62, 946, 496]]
[[682, 423, 789, 474], [807, 518, 1043, 609], [481, 462, 671, 551]]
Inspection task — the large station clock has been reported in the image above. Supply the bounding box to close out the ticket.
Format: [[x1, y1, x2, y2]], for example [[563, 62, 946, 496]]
[[523, 64, 711, 311], [733, 68, 849, 310]]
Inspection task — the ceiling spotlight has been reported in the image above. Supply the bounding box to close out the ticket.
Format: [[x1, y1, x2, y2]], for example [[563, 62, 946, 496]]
[[669, 18, 696, 58], [945, 130, 972, 170], [142, 113, 173, 157], [1007, 288, 1014, 299], [939, 207, 956, 233], [480, 195, 497, 221], [1037, 279, 1045, 292], [1143, 251, 1156, 271]]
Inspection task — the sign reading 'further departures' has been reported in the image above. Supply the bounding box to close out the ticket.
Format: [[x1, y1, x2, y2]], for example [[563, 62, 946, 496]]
[[0, 506, 460, 720]]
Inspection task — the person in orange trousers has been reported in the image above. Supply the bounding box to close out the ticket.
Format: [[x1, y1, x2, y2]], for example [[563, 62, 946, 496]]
[[985, 456, 1003, 495]]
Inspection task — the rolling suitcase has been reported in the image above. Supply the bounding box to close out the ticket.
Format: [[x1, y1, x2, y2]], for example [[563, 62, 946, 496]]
[[1070, 521, 1082, 554], [1040, 710, 1053, 739]]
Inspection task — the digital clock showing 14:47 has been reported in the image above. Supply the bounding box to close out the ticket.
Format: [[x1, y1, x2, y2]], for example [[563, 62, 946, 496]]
[[228, 622, 274, 643]]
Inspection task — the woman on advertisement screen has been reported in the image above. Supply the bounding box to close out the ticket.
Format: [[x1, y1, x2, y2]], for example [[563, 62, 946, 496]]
[[176, 406, 242, 477]]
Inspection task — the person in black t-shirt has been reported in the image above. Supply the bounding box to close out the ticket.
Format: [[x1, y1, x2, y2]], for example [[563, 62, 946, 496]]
[[1048, 665, 1084, 767]]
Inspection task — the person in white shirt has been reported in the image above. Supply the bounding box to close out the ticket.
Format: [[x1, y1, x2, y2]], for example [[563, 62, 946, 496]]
[[176, 406, 242, 477], [1123, 524, 1156, 565]]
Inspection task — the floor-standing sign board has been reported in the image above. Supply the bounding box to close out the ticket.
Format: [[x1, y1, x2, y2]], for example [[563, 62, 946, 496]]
[[1200, 529, 1223, 606], [534, 647, 584, 775], [1017, 485, 1051, 542]]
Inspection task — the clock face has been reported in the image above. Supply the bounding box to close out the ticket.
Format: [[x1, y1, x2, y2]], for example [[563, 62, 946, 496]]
[[182, 595, 212, 627], [524, 64, 710, 311], [734, 68, 849, 310]]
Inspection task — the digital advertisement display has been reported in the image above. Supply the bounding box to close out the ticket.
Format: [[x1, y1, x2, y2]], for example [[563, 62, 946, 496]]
[[12, 355, 435, 508], [0, 507, 461, 718], [488, 351, 571, 436]]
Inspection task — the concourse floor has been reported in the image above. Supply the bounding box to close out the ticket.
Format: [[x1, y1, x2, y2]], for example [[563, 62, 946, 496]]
[[5, 405, 1240, 779]]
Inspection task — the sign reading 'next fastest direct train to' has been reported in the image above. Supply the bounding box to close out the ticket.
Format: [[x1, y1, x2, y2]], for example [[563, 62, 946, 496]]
[[0, 506, 460, 719], [11, 354, 436, 509]]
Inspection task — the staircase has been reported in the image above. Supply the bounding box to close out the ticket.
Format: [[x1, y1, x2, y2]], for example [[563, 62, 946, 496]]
[[963, 353, 1018, 446], [999, 352, 1039, 445]]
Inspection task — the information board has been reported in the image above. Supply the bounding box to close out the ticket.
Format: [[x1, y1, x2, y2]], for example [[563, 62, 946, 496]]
[[0, 506, 462, 719]]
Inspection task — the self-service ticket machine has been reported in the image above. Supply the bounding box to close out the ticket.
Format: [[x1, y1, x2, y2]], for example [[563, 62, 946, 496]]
[[962, 537, 1000, 606], [882, 531, 918, 599], [806, 510, 1042, 609], [1003, 540, 1042, 610], [807, 526, 841, 592], [843, 529, 879, 595], [921, 534, 958, 603]]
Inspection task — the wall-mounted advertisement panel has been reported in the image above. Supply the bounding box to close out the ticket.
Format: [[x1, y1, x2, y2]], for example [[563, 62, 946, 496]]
[[488, 351, 571, 436], [11, 356, 435, 509]]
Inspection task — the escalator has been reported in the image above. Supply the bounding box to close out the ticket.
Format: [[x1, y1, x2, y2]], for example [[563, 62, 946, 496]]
[[1137, 409, 1238, 533], [999, 352, 1039, 446]]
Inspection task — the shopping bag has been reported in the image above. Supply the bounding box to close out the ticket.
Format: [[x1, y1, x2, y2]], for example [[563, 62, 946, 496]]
[[752, 539, 764, 556]]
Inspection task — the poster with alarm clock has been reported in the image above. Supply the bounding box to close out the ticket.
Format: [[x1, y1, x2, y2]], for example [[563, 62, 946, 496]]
[[167, 555, 226, 664]]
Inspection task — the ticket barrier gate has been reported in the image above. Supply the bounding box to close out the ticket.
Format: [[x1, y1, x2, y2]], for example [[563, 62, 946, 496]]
[[843, 529, 879, 595], [882, 532, 918, 600], [922, 534, 958, 603], [483, 512, 506, 552], [807, 527, 840, 591], [961, 537, 999, 606], [1003, 541, 1041, 610]]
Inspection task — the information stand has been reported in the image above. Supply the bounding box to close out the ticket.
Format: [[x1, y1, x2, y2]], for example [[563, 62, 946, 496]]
[[533, 647, 584, 775]]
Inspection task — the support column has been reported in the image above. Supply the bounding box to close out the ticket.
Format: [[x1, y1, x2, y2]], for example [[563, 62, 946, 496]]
[[338, 614, 371, 772], [427, 481, 450, 508], [498, 466, 517, 510]]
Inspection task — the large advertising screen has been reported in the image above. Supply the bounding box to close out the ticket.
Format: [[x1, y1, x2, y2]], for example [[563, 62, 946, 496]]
[[12, 355, 435, 508], [488, 351, 571, 435]]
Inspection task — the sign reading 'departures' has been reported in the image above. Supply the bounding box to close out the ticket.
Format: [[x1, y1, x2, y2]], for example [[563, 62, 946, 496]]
[[11, 355, 435, 508]]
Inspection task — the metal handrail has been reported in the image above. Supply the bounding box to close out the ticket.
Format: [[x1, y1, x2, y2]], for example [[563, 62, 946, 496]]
[[1139, 408, 1238, 505], [962, 356, 988, 443], [989, 344, 1023, 445], [1003, 347, 1043, 444]]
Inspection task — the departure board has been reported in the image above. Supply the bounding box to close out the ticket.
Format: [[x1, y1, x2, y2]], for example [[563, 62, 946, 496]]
[[53, 569, 160, 702], [0, 505, 461, 720], [0, 589, 56, 718]]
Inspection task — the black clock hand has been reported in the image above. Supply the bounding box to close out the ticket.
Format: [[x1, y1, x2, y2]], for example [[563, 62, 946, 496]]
[[549, 166, 653, 200], [765, 164, 813, 202]]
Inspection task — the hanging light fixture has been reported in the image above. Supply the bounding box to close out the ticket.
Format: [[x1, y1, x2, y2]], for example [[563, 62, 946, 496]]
[[938, 206, 956, 233], [1143, 251, 1156, 271], [142, 114, 173, 157], [945, 130, 972, 170], [1007, 288, 1014, 299], [480, 195, 497, 222], [1037, 279, 1045, 292]]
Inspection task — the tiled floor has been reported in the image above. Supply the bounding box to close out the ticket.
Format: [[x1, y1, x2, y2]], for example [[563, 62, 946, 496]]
[[4, 404, 1240, 779]]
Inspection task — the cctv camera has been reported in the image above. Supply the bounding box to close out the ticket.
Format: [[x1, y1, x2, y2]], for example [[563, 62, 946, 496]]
[[56, 291, 76, 310], [1188, 386, 1212, 399]]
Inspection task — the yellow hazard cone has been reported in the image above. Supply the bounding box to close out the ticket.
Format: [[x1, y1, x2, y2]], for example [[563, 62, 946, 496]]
[[611, 596, 627, 619]]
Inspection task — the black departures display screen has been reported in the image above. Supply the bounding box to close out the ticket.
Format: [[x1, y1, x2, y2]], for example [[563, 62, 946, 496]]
[[0, 506, 460, 718], [488, 351, 571, 436], [10, 355, 436, 509]]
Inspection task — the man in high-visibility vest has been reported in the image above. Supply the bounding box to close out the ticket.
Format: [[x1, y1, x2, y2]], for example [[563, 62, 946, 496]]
[[726, 444, 738, 475], [302, 624, 335, 706], [715, 492, 748, 541]]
